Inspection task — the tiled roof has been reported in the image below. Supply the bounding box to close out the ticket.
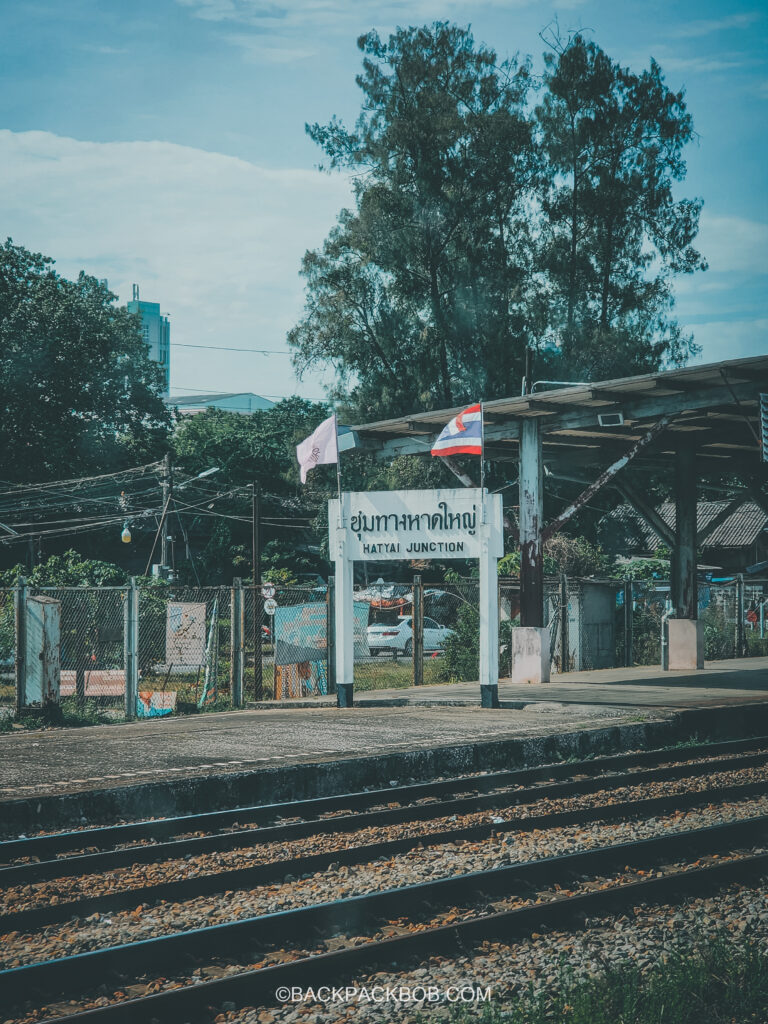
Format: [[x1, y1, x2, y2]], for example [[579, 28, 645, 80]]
[[606, 501, 768, 550]]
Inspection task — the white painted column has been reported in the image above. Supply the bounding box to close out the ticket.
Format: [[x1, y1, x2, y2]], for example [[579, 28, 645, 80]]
[[479, 491, 503, 708], [479, 524, 499, 707], [515, 419, 550, 683], [332, 494, 355, 707]]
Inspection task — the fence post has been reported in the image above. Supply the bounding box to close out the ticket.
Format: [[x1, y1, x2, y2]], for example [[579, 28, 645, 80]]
[[624, 579, 633, 667], [124, 577, 138, 720], [231, 579, 244, 707], [14, 576, 27, 714], [412, 574, 424, 686], [326, 576, 336, 694], [559, 574, 569, 673], [736, 574, 746, 657], [254, 585, 264, 702]]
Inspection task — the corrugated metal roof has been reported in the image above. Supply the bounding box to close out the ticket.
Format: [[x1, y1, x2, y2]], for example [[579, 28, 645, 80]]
[[606, 501, 768, 550], [352, 354, 768, 467], [353, 354, 768, 436]]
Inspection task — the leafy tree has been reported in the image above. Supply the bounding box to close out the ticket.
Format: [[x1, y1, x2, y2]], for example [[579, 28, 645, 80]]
[[0, 550, 127, 587], [290, 23, 538, 418], [497, 533, 610, 577], [536, 33, 706, 379], [289, 25, 706, 419], [0, 240, 170, 482]]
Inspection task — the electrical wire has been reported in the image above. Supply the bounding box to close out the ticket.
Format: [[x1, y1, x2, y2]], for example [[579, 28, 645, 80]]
[[171, 344, 292, 355], [0, 461, 163, 498]]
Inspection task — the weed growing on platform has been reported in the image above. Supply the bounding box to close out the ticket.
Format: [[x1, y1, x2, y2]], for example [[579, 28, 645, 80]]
[[442, 938, 768, 1024]]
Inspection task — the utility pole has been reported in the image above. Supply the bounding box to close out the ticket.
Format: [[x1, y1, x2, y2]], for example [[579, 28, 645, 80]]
[[161, 453, 172, 569], [522, 346, 533, 396], [252, 483, 263, 700]]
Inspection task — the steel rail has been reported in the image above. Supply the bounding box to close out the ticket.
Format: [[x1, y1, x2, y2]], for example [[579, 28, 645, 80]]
[[2, 776, 767, 935], [2, 748, 766, 890], [2, 734, 764, 863], [2, 814, 767, 1018]]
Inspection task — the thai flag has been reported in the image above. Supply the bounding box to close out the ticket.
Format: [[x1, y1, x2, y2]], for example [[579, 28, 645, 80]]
[[431, 403, 483, 457]]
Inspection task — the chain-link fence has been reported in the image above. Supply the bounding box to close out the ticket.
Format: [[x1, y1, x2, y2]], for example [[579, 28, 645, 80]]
[[4, 574, 768, 717], [31, 585, 128, 715], [0, 588, 15, 712], [244, 584, 330, 702], [619, 578, 768, 667], [137, 585, 232, 714], [354, 581, 417, 691]]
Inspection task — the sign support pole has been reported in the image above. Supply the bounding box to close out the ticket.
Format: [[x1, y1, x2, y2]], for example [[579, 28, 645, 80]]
[[479, 522, 499, 707], [334, 494, 354, 707]]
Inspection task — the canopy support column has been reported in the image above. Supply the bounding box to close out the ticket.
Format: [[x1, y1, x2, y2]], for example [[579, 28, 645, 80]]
[[515, 419, 549, 683], [668, 443, 703, 669], [519, 418, 544, 628]]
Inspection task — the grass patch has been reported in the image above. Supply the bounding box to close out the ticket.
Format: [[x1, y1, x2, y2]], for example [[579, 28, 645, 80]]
[[0, 697, 118, 731], [441, 938, 768, 1024]]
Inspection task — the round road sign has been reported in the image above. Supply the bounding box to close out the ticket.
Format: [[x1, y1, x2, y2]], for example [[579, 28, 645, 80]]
[[261, 583, 276, 599], [264, 597, 278, 616]]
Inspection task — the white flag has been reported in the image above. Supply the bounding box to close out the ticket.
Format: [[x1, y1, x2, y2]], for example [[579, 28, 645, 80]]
[[296, 414, 338, 484]]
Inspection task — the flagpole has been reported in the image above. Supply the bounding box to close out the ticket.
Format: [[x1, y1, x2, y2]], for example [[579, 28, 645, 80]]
[[480, 401, 486, 522], [334, 412, 343, 526]]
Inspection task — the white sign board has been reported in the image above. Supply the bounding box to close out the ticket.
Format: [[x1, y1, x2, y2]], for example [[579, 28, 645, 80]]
[[329, 488, 502, 706], [329, 488, 503, 561], [166, 602, 206, 669]]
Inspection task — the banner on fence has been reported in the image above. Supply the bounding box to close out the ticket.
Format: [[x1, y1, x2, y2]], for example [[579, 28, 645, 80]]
[[274, 601, 368, 665], [166, 602, 206, 669]]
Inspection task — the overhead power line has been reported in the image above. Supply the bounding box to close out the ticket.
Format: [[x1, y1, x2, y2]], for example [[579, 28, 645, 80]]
[[171, 344, 292, 355]]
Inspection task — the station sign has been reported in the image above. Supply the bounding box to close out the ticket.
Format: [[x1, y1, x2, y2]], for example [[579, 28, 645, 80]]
[[264, 598, 278, 616], [329, 488, 503, 562]]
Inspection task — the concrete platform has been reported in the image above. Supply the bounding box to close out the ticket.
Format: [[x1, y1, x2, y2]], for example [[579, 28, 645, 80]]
[[0, 657, 766, 828], [251, 656, 768, 710]]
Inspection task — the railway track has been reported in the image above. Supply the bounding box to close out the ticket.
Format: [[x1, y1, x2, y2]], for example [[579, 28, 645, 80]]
[[2, 817, 767, 1022], [1, 738, 767, 1023], [2, 735, 767, 886]]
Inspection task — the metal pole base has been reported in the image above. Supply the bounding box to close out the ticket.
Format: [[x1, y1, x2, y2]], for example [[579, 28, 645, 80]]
[[480, 684, 499, 709], [336, 683, 354, 708]]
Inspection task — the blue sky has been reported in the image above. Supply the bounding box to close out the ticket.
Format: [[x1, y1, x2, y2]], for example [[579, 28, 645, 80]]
[[0, 0, 766, 404]]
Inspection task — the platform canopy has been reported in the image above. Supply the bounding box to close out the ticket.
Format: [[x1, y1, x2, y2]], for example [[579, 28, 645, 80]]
[[352, 355, 768, 474], [351, 355, 768, 647]]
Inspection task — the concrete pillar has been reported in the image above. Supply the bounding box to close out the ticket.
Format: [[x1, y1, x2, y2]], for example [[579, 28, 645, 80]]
[[672, 445, 697, 619], [511, 627, 551, 684], [669, 444, 703, 669], [519, 418, 544, 628], [667, 618, 704, 670]]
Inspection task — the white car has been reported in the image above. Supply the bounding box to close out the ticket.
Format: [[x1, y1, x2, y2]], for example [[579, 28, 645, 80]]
[[367, 616, 454, 656]]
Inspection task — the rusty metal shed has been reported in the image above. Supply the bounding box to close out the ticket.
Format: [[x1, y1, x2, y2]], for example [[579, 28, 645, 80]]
[[352, 355, 768, 669]]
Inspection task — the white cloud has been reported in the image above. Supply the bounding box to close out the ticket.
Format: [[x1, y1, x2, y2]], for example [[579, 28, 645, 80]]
[[222, 31, 319, 62], [0, 129, 352, 399], [688, 317, 768, 362], [669, 11, 762, 38], [176, 0, 556, 31], [657, 54, 747, 73], [696, 212, 768, 275]]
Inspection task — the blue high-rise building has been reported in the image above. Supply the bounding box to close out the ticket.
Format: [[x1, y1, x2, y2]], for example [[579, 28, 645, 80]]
[[127, 284, 170, 395]]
